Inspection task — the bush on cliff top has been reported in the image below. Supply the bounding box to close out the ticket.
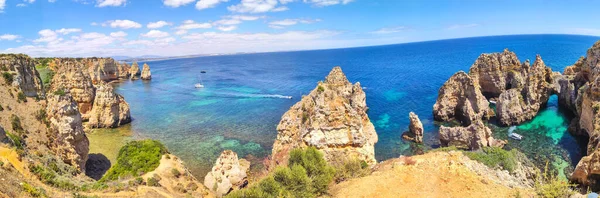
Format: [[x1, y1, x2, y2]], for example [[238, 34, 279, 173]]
[[226, 147, 335, 198], [464, 147, 517, 173], [534, 162, 576, 198], [101, 140, 168, 181]]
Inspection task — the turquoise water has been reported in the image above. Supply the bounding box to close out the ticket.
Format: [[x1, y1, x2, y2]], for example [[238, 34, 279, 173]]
[[108, 34, 599, 178]]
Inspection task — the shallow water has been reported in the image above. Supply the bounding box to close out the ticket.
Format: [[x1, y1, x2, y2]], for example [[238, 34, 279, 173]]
[[95, 34, 599, 178]]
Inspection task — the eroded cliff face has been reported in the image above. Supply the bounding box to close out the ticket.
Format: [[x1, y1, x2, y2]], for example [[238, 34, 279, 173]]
[[46, 92, 90, 172], [129, 62, 140, 79], [271, 66, 378, 167], [48, 58, 132, 128], [439, 120, 506, 150], [0, 54, 45, 97], [433, 71, 491, 126], [468, 49, 528, 98], [402, 112, 424, 143], [141, 63, 152, 80], [204, 150, 249, 197]]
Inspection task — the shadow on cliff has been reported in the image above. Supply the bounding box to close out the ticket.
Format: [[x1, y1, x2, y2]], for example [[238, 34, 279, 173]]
[[85, 153, 112, 180]]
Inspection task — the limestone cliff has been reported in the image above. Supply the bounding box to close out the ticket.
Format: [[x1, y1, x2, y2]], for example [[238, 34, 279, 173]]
[[87, 81, 131, 128], [468, 49, 528, 97], [439, 121, 506, 150], [402, 112, 423, 143], [50, 66, 96, 120], [141, 63, 152, 80], [46, 92, 90, 172], [433, 71, 491, 126], [118, 62, 131, 79], [271, 66, 378, 167], [0, 54, 45, 97], [204, 150, 249, 197], [130, 62, 141, 79]]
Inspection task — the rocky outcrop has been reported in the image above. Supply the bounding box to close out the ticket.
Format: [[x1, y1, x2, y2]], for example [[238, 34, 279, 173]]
[[439, 121, 506, 150], [50, 58, 125, 83], [402, 112, 423, 143], [117, 62, 131, 79], [204, 150, 249, 197], [46, 92, 90, 172], [433, 71, 491, 126], [468, 49, 528, 97], [0, 54, 44, 97], [271, 66, 378, 167], [50, 66, 96, 120], [129, 62, 140, 79], [0, 126, 5, 141], [87, 82, 131, 128], [141, 63, 151, 80]]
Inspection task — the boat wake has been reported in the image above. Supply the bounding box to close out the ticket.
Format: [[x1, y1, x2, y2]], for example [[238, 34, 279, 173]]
[[219, 93, 293, 99]]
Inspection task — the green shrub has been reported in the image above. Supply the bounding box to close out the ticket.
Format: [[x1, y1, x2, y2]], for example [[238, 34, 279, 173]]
[[147, 175, 161, 187], [464, 147, 517, 173], [227, 147, 335, 198], [22, 182, 46, 197], [171, 168, 181, 178], [6, 132, 23, 150], [333, 158, 371, 183], [2, 72, 13, 84], [101, 140, 168, 181], [427, 146, 460, 153], [534, 162, 576, 198], [0, 104, 4, 111], [10, 115, 24, 134], [79, 182, 108, 192], [317, 85, 325, 92], [17, 92, 27, 103], [53, 88, 66, 96]]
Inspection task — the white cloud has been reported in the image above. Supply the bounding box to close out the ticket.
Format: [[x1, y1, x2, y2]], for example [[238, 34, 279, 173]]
[[17, 3, 27, 7], [147, 21, 172, 29], [33, 29, 60, 43], [213, 15, 263, 26], [96, 0, 127, 7], [217, 26, 237, 31], [104, 20, 142, 29], [56, 28, 82, 35], [370, 26, 407, 34], [24, 0, 35, 3], [49, 0, 56, 2], [124, 37, 175, 46], [175, 20, 212, 35], [0, 0, 6, 12], [196, 0, 228, 10], [0, 34, 20, 41], [91, 22, 99, 26], [446, 23, 480, 30], [280, 0, 294, 4], [228, 0, 288, 13], [163, 0, 195, 7], [110, 31, 127, 37], [141, 30, 170, 38], [303, 0, 353, 7], [268, 18, 320, 28]]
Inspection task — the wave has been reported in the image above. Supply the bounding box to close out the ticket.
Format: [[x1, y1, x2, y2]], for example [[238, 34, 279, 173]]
[[219, 92, 293, 99]]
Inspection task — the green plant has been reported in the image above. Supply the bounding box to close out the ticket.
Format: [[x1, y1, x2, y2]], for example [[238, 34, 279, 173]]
[[17, 91, 27, 103], [22, 182, 46, 197], [0, 104, 4, 111], [10, 115, 24, 134], [101, 140, 168, 181], [427, 146, 460, 153], [534, 162, 576, 198], [147, 175, 161, 187], [317, 85, 325, 92], [333, 158, 371, 183], [464, 147, 517, 173], [6, 132, 23, 150], [53, 88, 66, 96], [227, 147, 335, 198], [171, 168, 181, 178], [2, 72, 13, 84]]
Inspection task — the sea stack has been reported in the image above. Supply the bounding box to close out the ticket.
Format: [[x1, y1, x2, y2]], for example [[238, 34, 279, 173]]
[[129, 62, 140, 79], [402, 112, 424, 143], [204, 150, 249, 197], [141, 63, 152, 80], [433, 71, 491, 126], [271, 66, 378, 167]]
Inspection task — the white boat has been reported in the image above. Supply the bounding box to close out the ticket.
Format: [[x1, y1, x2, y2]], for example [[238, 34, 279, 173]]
[[489, 100, 497, 105], [195, 74, 205, 88], [509, 132, 523, 140]]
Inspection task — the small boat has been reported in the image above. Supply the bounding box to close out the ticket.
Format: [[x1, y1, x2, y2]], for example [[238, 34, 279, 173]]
[[509, 132, 523, 140], [195, 83, 204, 88], [285, 96, 292, 99], [201, 71, 207, 73], [489, 100, 497, 105]]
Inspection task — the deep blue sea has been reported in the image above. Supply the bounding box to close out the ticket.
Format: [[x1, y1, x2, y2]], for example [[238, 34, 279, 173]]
[[104, 34, 599, 178]]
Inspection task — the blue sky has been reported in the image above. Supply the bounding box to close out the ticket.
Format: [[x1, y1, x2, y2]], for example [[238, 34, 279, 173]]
[[0, 0, 599, 57]]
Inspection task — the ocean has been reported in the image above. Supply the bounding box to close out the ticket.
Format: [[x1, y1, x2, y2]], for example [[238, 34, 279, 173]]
[[90, 34, 599, 179]]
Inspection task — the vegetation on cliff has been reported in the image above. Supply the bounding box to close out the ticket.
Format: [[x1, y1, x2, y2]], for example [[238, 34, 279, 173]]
[[101, 140, 168, 181], [227, 147, 335, 198]]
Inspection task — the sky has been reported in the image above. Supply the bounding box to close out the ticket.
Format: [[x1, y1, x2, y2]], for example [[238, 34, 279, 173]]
[[0, 0, 600, 57]]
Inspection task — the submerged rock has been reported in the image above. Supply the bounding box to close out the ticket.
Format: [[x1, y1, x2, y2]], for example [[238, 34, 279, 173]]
[[402, 112, 423, 143], [0, 54, 45, 97], [141, 63, 151, 80], [46, 92, 90, 172], [204, 150, 249, 197], [433, 71, 491, 126], [87, 82, 131, 128], [271, 66, 378, 166], [439, 121, 506, 150]]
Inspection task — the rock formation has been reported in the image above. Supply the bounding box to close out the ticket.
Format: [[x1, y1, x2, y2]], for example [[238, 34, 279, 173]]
[[46, 92, 90, 172], [141, 63, 151, 80], [0, 54, 45, 97], [433, 71, 491, 126], [129, 62, 140, 79], [50, 66, 96, 120], [204, 150, 249, 197], [439, 121, 506, 150], [271, 66, 378, 167], [496, 55, 554, 125], [0, 126, 5, 141], [402, 112, 424, 143], [468, 49, 528, 97], [117, 62, 131, 79], [87, 81, 131, 128]]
